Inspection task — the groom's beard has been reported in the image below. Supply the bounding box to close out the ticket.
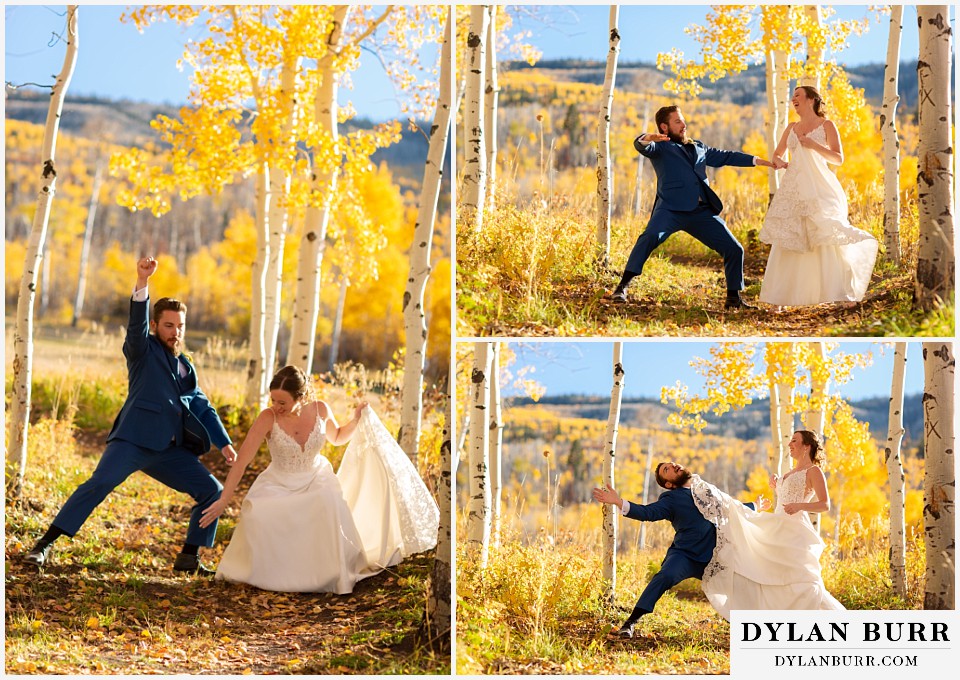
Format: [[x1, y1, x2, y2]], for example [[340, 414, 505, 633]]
[[668, 132, 692, 145], [674, 470, 692, 487]]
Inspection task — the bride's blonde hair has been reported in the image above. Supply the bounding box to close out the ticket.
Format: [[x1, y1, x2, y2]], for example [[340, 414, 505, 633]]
[[269, 365, 317, 403]]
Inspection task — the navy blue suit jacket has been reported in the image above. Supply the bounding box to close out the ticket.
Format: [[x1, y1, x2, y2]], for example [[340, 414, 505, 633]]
[[107, 298, 232, 455], [634, 136, 755, 214], [626, 487, 755, 563]]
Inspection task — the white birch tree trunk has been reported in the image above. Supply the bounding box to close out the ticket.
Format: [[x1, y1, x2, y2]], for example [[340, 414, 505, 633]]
[[328, 272, 349, 372], [915, 6, 955, 311], [8, 5, 79, 498], [596, 6, 621, 266], [764, 51, 780, 199], [72, 156, 103, 327], [882, 5, 904, 262], [774, 48, 790, 150], [488, 342, 503, 547], [262, 57, 302, 391], [289, 7, 349, 375], [483, 5, 498, 213], [633, 99, 650, 216], [398, 9, 453, 463], [768, 379, 783, 474], [246, 165, 270, 406], [467, 342, 492, 569], [803, 342, 827, 436], [427, 366, 453, 640], [638, 433, 653, 549], [922, 341, 955, 609], [886, 341, 908, 598], [601, 342, 624, 602], [801, 5, 823, 90], [462, 5, 488, 231], [777, 381, 794, 475]]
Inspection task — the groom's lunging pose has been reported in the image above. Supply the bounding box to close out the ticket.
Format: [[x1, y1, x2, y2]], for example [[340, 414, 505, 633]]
[[593, 461, 767, 638], [613, 105, 775, 309], [23, 257, 238, 575]]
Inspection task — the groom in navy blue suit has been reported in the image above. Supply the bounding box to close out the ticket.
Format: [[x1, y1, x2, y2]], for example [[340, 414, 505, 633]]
[[612, 105, 775, 309], [24, 257, 238, 575], [593, 461, 762, 638]]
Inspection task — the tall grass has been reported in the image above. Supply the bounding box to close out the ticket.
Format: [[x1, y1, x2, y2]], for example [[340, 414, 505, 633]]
[[457, 498, 927, 675]]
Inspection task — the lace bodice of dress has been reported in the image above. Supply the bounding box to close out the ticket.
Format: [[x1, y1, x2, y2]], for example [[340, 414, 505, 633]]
[[267, 415, 328, 473], [786, 123, 827, 160], [774, 469, 814, 513]]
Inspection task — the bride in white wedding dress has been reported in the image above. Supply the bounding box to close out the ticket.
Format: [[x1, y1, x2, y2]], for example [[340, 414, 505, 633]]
[[691, 430, 844, 620], [199, 365, 439, 594], [759, 86, 878, 307]]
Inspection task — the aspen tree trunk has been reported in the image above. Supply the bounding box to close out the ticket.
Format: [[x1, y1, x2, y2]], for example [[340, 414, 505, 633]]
[[633, 99, 650, 216], [246, 165, 270, 406], [882, 5, 904, 262], [596, 6, 621, 267], [289, 6, 350, 375], [638, 433, 653, 549], [764, 51, 780, 199], [801, 5, 823, 89], [768, 379, 784, 474], [802, 342, 826, 534], [601, 342, 624, 602], [427, 367, 453, 640], [483, 5, 499, 213], [922, 341, 955, 609], [777, 380, 793, 474], [399, 9, 454, 463], [803, 342, 827, 436], [467, 342, 492, 569], [328, 272, 349, 372], [8, 5, 79, 498], [886, 341, 908, 598], [462, 5, 489, 231], [774, 48, 790, 149], [915, 6, 955, 311], [72, 156, 104, 327], [488, 342, 504, 547], [262, 56, 302, 392]]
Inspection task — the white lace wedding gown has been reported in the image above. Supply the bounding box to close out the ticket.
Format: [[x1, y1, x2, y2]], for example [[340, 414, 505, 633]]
[[691, 473, 844, 621], [215, 407, 439, 593], [759, 124, 878, 305]]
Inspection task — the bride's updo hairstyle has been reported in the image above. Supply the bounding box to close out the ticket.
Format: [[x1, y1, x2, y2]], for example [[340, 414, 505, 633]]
[[795, 429, 826, 466], [798, 85, 826, 118], [270, 365, 314, 403]]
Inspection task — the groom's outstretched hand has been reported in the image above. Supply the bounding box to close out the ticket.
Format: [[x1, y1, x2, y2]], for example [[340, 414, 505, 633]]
[[593, 485, 623, 507]]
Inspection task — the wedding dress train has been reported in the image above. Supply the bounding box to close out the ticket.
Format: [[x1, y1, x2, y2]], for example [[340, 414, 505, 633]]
[[759, 124, 878, 305], [215, 407, 439, 593], [691, 473, 844, 620]]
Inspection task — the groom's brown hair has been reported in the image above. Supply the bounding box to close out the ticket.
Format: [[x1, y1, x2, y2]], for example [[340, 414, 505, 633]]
[[655, 105, 681, 134]]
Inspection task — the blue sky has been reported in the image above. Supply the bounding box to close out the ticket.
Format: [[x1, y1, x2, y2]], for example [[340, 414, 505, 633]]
[[501, 341, 926, 401], [3, 5, 436, 121], [5, 5, 928, 120], [512, 4, 921, 68]]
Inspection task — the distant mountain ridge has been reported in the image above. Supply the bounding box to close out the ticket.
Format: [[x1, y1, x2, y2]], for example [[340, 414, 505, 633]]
[[502, 58, 925, 111], [507, 392, 926, 452], [3, 90, 438, 182]]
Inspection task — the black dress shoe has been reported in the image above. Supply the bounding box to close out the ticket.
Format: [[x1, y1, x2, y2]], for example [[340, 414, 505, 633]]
[[724, 292, 756, 310], [611, 288, 628, 303], [23, 544, 52, 568], [173, 552, 215, 577], [615, 620, 637, 638]]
